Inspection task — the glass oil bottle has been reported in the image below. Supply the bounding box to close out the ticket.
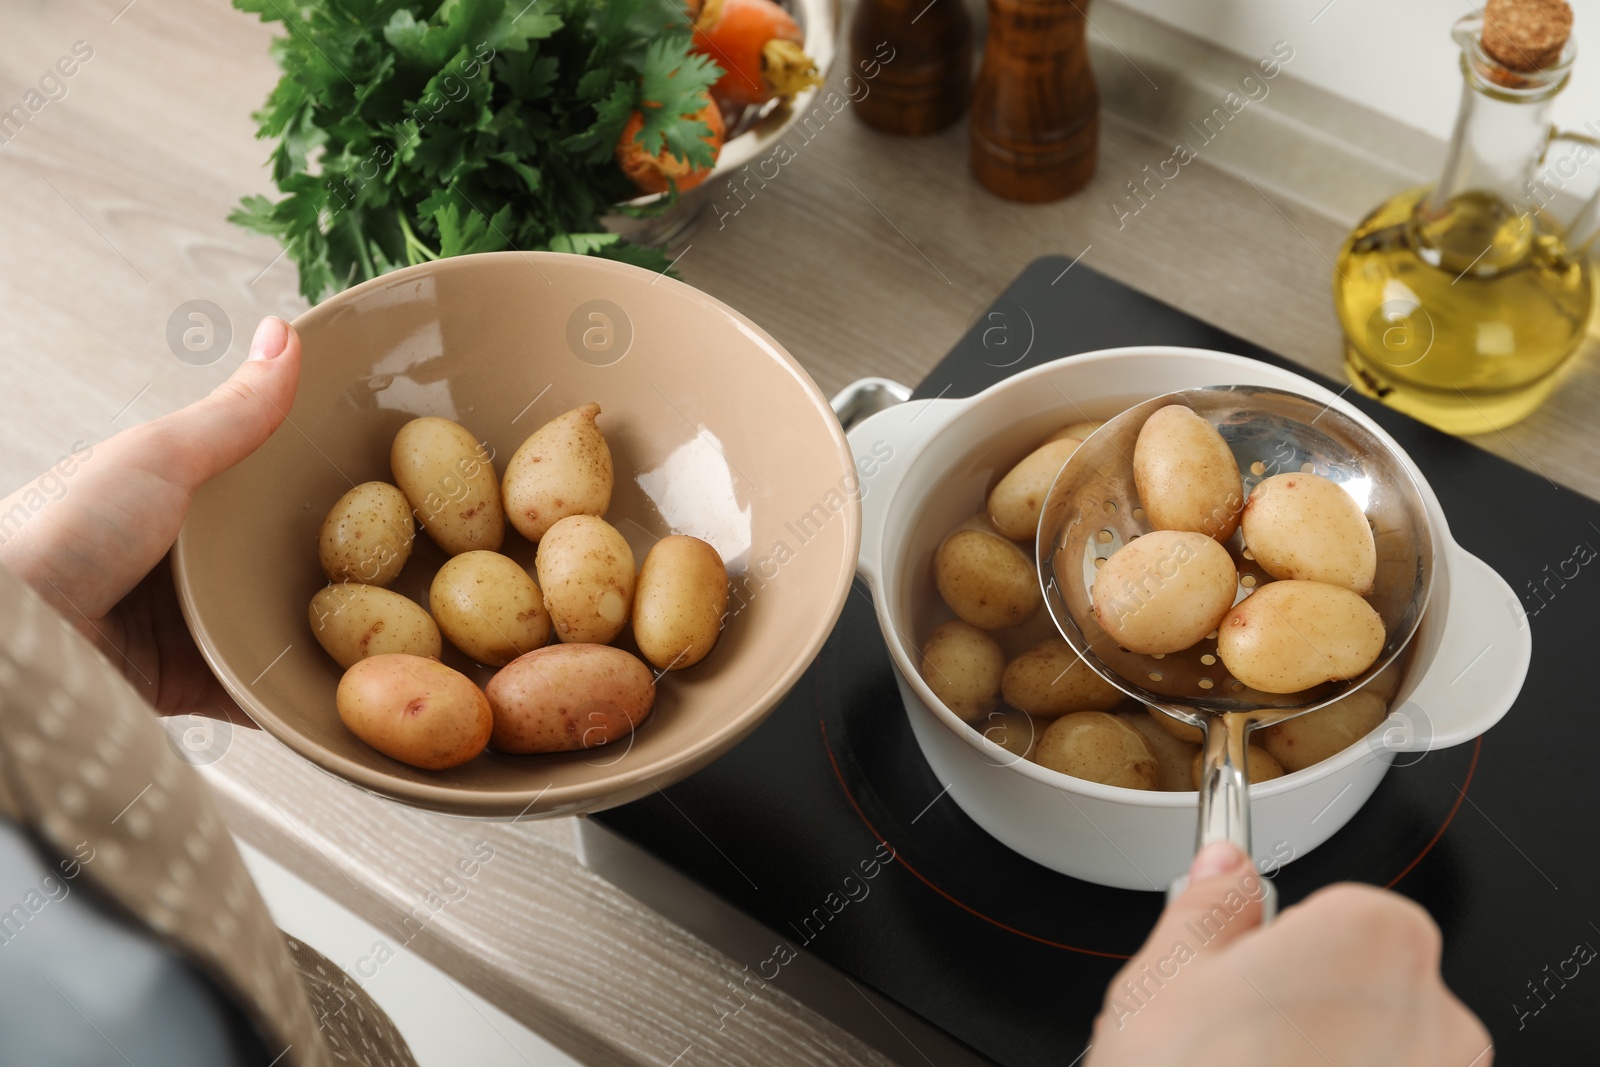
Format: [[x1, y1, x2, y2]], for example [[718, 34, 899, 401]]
[[1334, 6, 1596, 434]]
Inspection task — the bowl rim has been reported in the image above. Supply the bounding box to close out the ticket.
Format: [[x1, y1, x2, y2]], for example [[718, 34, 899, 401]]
[[173, 250, 862, 817], [866, 346, 1458, 809]]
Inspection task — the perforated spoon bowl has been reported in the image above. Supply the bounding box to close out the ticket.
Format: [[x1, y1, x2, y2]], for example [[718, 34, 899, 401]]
[[1037, 386, 1435, 915]]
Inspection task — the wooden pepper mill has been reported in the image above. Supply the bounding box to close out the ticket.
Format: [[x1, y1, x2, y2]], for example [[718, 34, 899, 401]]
[[970, 0, 1099, 201], [849, 0, 973, 135]]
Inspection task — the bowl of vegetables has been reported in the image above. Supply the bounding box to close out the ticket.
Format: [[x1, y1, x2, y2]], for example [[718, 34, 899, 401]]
[[173, 251, 861, 817], [232, 0, 836, 303]]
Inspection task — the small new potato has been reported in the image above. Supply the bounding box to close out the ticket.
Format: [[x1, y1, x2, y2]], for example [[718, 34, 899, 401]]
[[1133, 405, 1244, 540], [318, 481, 414, 586], [336, 654, 492, 770], [633, 535, 729, 670], [502, 403, 614, 543], [1046, 421, 1101, 443], [972, 707, 1042, 761], [1218, 580, 1385, 694], [934, 529, 1041, 630], [920, 620, 1005, 721], [536, 515, 636, 644], [1000, 639, 1125, 716], [1146, 704, 1203, 744], [1242, 472, 1377, 594], [1032, 711, 1157, 790], [390, 417, 504, 555], [487, 644, 655, 754], [1190, 744, 1285, 789], [987, 437, 1081, 541], [1260, 689, 1389, 772], [1093, 531, 1237, 654], [430, 551, 551, 667], [1122, 710, 1201, 791], [309, 584, 441, 669]]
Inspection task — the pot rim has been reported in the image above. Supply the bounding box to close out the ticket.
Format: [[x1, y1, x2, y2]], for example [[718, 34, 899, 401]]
[[858, 346, 1472, 809]]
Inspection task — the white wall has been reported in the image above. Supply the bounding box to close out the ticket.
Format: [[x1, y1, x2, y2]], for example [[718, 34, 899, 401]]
[[1118, 0, 1600, 141]]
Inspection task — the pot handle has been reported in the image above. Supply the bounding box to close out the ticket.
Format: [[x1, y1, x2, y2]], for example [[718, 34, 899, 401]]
[[831, 377, 912, 432], [1383, 543, 1530, 752], [832, 378, 954, 588]]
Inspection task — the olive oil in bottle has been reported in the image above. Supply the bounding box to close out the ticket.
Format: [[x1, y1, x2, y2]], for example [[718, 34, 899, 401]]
[[1334, 2, 1596, 434]]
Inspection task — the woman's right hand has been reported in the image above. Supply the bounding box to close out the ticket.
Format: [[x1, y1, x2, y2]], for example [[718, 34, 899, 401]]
[[1086, 842, 1492, 1067]]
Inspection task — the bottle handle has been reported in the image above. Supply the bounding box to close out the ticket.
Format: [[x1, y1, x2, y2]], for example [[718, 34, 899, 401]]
[[1538, 126, 1600, 251]]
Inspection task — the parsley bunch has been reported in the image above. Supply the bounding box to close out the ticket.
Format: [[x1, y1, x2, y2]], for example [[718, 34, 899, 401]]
[[231, 0, 721, 303]]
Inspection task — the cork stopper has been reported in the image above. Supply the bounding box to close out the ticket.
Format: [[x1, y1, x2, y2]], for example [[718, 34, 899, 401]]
[[1481, 0, 1574, 72]]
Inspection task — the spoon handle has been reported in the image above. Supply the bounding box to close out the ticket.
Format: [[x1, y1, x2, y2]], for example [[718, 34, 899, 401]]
[[1165, 711, 1279, 924]]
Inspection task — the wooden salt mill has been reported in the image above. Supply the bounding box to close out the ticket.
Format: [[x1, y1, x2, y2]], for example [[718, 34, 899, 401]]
[[970, 0, 1099, 201], [849, 0, 973, 135]]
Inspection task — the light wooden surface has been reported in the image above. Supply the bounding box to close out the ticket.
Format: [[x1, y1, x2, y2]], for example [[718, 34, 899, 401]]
[[1, 2, 1596, 1066]]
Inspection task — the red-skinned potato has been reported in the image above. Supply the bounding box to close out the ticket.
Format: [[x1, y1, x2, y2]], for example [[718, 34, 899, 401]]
[[487, 644, 656, 754], [336, 654, 492, 770]]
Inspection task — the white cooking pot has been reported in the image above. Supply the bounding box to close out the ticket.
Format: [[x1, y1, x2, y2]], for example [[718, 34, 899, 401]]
[[845, 348, 1529, 891]]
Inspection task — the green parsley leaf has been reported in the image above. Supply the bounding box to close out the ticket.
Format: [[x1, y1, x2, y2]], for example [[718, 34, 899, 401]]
[[232, 0, 721, 303]]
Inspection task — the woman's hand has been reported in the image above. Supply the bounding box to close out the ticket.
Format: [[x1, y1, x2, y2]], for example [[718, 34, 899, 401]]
[[1087, 842, 1492, 1066], [0, 318, 302, 723]]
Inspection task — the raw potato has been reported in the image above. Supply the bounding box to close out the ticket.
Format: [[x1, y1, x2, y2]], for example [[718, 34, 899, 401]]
[[390, 417, 504, 555], [1093, 531, 1237, 654], [1122, 710, 1201, 791], [920, 621, 1005, 721], [487, 644, 655, 754], [934, 529, 1041, 630], [1147, 704, 1203, 744], [502, 403, 614, 543], [430, 551, 551, 667], [536, 515, 636, 644], [1133, 405, 1244, 540], [1001, 639, 1125, 716], [987, 437, 1082, 541], [633, 535, 729, 670], [1242, 472, 1377, 594], [1218, 580, 1385, 694], [318, 481, 415, 586], [1260, 689, 1389, 772], [1046, 421, 1101, 443], [1032, 711, 1157, 790], [309, 584, 441, 669], [336, 654, 492, 770], [1190, 745, 1286, 789]]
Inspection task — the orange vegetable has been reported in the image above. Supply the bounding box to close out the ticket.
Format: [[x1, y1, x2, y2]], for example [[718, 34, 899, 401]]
[[615, 95, 726, 195], [692, 0, 821, 110]]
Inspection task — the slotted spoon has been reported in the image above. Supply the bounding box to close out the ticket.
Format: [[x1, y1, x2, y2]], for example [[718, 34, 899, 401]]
[[1037, 386, 1435, 916]]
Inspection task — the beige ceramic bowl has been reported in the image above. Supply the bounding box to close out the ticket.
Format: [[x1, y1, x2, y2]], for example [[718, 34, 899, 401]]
[[174, 252, 859, 818]]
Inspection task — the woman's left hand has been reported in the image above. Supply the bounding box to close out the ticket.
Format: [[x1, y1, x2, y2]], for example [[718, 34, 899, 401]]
[[0, 317, 302, 723]]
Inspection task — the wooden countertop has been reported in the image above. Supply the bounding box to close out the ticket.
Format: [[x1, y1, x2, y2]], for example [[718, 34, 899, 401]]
[[1, 2, 1594, 1065]]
